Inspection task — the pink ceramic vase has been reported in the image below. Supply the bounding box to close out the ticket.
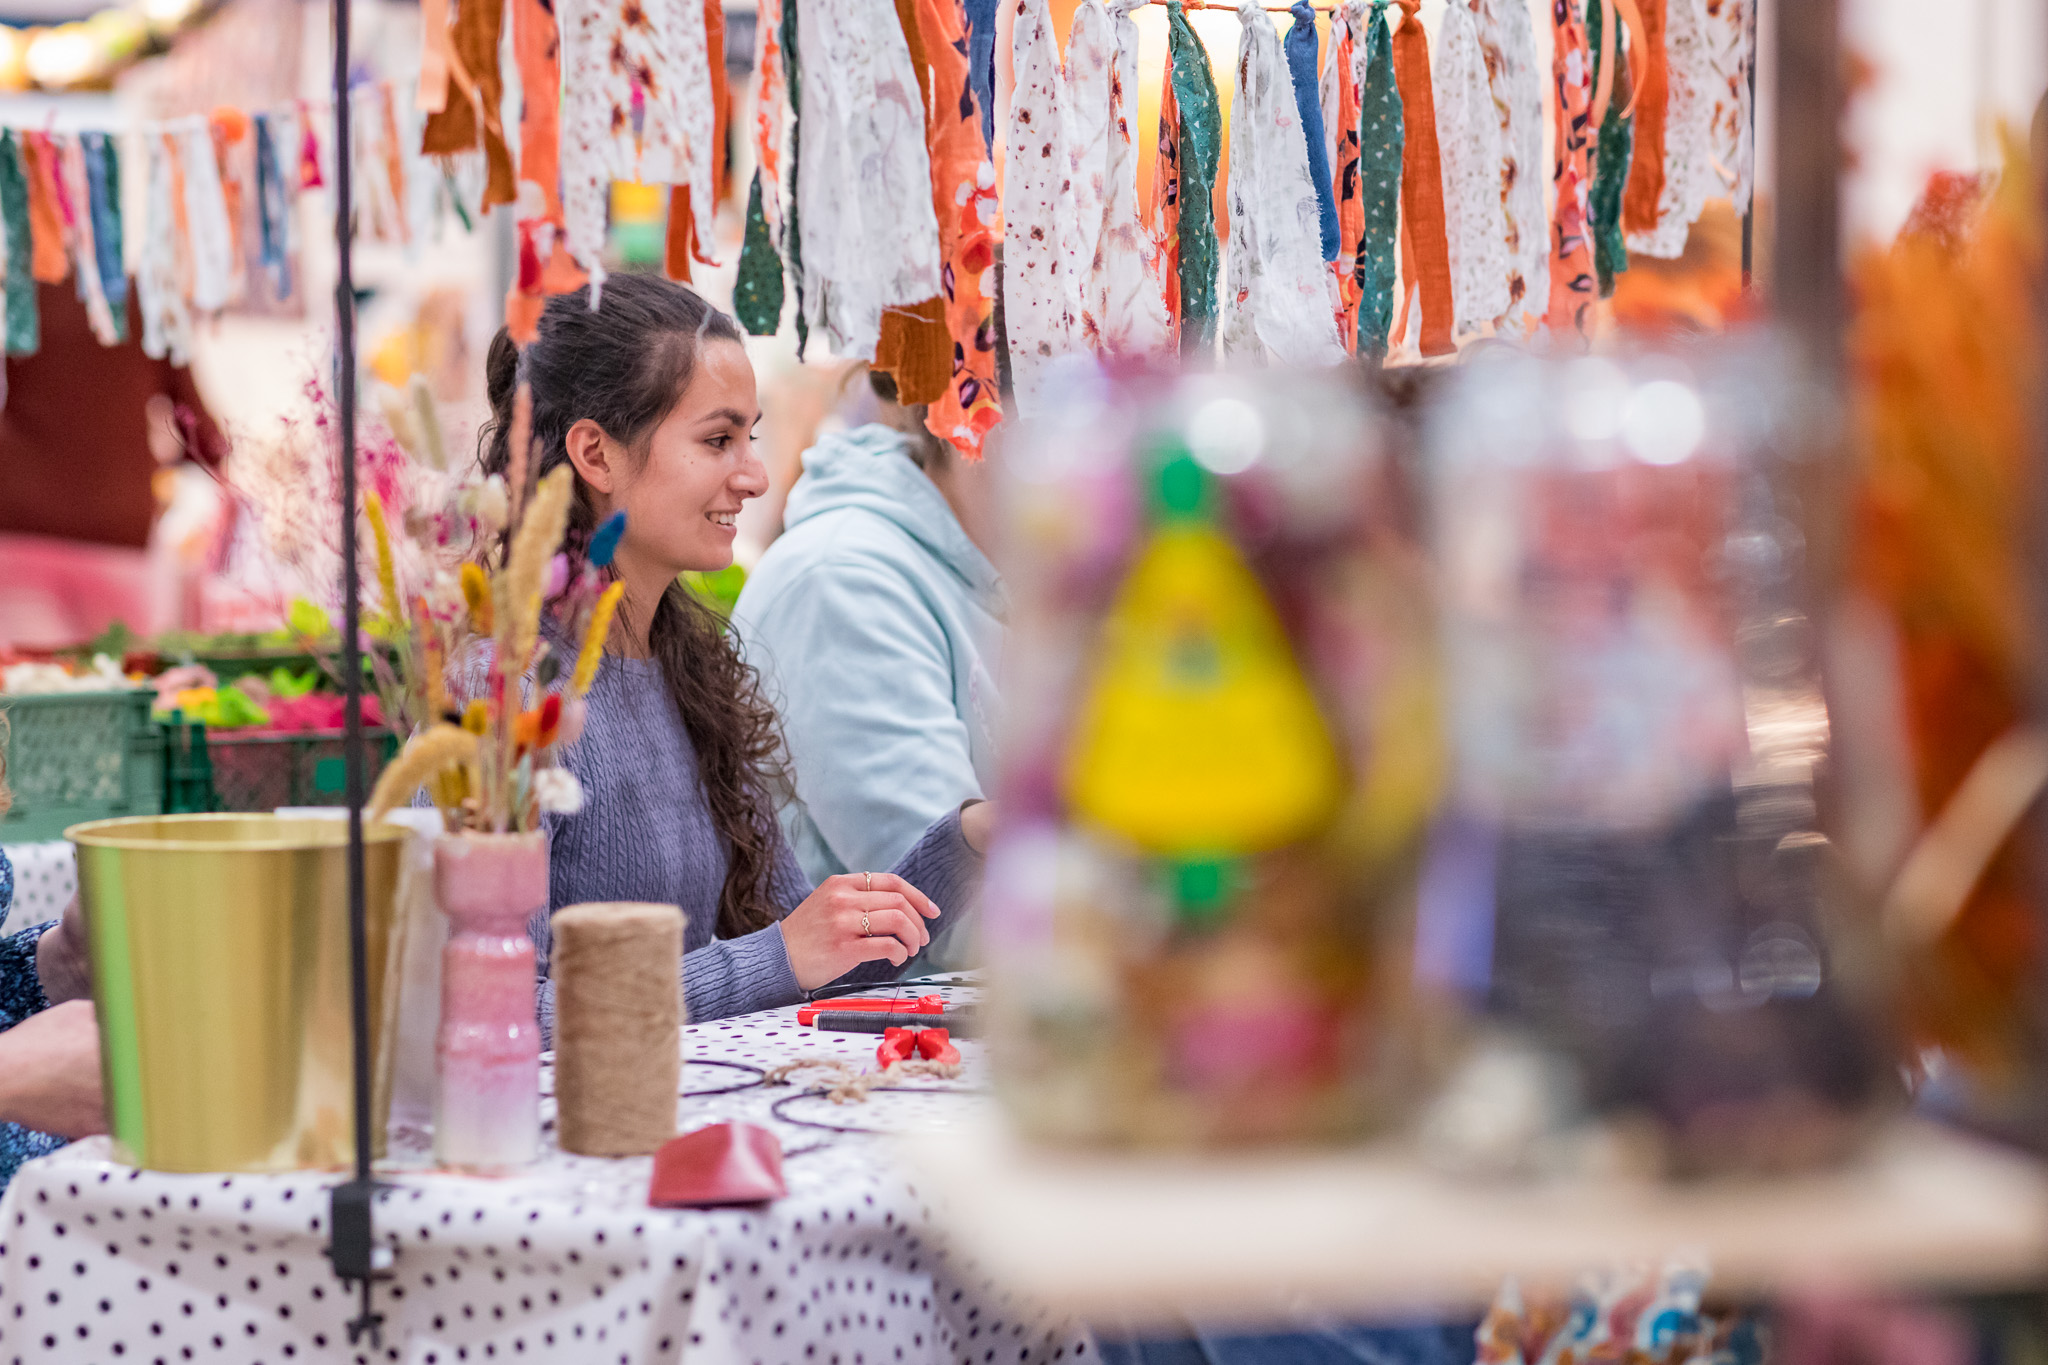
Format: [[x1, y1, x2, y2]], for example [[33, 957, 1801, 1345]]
[[432, 831, 546, 1168]]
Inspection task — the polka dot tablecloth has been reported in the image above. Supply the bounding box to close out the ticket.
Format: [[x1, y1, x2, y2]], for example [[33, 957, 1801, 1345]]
[[0, 841, 75, 937], [0, 992, 1097, 1365]]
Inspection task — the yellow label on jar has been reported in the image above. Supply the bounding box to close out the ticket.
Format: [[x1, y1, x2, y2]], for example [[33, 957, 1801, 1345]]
[[1063, 521, 1345, 856]]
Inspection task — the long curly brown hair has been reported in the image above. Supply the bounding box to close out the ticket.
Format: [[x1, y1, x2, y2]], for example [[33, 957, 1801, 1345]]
[[481, 274, 788, 938]]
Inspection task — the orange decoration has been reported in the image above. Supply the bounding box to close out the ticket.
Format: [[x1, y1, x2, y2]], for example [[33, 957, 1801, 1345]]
[[1620, 0, 1667, 237], [20, 133, 68, 284], [1391, 0, 1453, 357]]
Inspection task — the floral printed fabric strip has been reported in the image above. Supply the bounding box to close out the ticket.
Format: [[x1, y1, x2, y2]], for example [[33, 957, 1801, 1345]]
[[1627, 0, 1713, 258], [918, 0, 1003, 452], [1703, 0, 1752, 215], [1086, 0, 1172, 358], [0, 132, 37, 355], [1152, 53, 1184, 334], [558, 0, 719, 291], [1355, 2, 1402, 363], [1586, 0, 1632, 296], [1322, 2, 1365, 353], [1473, 0, 1548, 334], [1066, 0, 1115, 299], [1547, 0, 1597, 337], [1223, 0, 1344, 366], [1431, 0, 1510, 338], [1002, 0, 1084, 411], [1167, 0, 1222, 358], [139, 131, 193, 364], [794, 0, 943, 360]]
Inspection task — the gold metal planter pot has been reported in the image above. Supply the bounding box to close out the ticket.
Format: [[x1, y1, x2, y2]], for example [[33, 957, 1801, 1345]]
[[68, 814, 408, 1173]]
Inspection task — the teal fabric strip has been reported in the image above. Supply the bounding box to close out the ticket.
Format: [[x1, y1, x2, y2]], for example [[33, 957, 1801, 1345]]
[[1355, 6, 1403, 364], [1586, 0, 1632, 298], [734, 170, 785, 335], [0, 132, 37, 357], [1167, 0, 1221, 357]]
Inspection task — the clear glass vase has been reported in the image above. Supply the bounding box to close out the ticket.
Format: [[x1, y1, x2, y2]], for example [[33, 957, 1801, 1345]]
[[432, 830, 545, 1169]]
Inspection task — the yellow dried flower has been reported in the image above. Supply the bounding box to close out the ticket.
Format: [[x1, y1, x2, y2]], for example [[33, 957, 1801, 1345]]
[[364, 491, 401, 625], [459, 563, 493, 635], [496, 466, 573, 674], [368, 724, 479, 820], [572, 581, 625, 698], [461, 699, 490, 734]]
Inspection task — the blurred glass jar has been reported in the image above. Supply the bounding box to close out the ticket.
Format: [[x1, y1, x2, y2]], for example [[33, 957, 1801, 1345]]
[[984, 363, 1443, 1148], [1419, 345, 1897, 1176]]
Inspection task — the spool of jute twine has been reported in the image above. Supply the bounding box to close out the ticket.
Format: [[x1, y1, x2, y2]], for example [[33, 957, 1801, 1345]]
[[552, 901, 685, 1156]]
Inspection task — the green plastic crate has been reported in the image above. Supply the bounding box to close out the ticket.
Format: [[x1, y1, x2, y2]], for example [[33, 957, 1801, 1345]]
[[0, 690, 164, 841], [200, 729, 399, 812]]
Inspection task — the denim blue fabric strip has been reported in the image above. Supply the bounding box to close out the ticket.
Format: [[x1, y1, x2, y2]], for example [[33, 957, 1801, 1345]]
[[253, 113, 294, 299], [1285, 0, 1340, 262]]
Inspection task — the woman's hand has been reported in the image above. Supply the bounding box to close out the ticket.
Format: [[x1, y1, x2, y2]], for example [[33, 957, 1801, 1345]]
[[778, 872, 941, 991], [0, 1000, 107, 1138]]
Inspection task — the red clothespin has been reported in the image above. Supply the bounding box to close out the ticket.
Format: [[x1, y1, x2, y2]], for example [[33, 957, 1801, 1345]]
[[798, 995, 945, 1026], [914, 1029, 959, 1066], [876, 1027, 920, 1067]]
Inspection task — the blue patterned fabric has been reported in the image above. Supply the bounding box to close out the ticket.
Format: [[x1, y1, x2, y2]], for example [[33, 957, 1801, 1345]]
[[81, 133, 127, 342], [1096, 1316, 1480, 1365], [0, 848, 67, 1193]]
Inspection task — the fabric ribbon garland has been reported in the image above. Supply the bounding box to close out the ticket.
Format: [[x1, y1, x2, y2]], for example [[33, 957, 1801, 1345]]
[[58, 135, 118, 345], [1432, 0, 1511, 338], [1152, 46, 1184, 337], [1474, 0, 1548, 333], [253, 113, 295, 300], [82, 133, 127, 341], [1165, 0, 1222, 358], [1354, 0, 1402, 363], [734, 0, 791, 335], [1619, 0, 1667, 238], [871, 0, 953, 406], [420, 0, 517, 210]]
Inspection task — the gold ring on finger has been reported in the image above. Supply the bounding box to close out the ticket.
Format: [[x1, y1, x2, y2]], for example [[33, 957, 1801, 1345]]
[[864, 871, 873, 892], [861, 912, 871, 937]]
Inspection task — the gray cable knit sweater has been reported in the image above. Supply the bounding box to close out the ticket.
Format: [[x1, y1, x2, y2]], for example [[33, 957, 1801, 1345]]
[[534, 650, 982, 1029]]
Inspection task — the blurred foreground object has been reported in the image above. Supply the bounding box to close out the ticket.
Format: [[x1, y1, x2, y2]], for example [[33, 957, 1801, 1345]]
[[987, 364, 1441, 1148], [1424, 346, 1895, 1176], [1849, 135, 2046, 1112]]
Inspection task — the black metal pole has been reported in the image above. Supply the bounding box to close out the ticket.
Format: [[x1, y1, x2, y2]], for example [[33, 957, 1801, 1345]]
[[324, 0, 384, 1346]]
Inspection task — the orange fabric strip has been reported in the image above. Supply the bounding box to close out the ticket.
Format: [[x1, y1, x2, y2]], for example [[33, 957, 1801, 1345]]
[[1390, 2, 1453, 357], [418, 0, 453, 113], [510, 0, 564, 219], [666, 186, 695, 283], [20, 134, 68, 284], [423, 0, 516, 209], [1621, 0, 1666, 236], [706, 0, 732, 211], [1153, 61, 1183, 334]]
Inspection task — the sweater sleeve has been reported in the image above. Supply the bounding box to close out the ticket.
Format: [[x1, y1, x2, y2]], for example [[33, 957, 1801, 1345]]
[[826, 805, 983, 987]]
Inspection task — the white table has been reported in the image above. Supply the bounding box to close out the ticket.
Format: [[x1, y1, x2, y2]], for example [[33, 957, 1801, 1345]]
[[0, 995, 1093, 1365]]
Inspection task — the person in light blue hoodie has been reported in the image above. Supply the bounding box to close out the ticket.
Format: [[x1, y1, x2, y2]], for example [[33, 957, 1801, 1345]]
[[730, 375, 1002, 968]]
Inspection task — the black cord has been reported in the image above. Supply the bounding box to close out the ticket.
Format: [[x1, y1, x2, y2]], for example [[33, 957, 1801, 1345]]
[[768, 1084, 986, 1138], [680, 1058, 769, 1098]]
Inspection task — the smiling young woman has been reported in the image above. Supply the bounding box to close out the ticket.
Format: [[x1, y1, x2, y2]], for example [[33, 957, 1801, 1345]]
[[475, 275, 989, 1030]]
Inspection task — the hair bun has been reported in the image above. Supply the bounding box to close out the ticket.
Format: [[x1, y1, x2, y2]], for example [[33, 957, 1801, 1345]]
[[485, 327, 520, 420]]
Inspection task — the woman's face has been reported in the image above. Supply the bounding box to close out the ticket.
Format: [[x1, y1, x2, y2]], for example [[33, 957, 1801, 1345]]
[[603, 339, 765, 576]]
